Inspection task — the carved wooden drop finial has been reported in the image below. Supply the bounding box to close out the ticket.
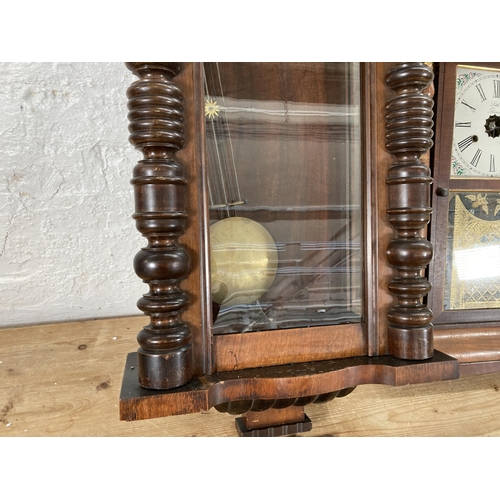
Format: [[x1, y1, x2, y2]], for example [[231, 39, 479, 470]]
[[126, 62, 192, 389], [385, 62, 435, 360]]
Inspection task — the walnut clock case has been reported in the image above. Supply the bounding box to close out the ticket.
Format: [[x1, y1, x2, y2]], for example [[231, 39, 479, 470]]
[[430, 62, 500, 376], [119, 62, 459, 436]]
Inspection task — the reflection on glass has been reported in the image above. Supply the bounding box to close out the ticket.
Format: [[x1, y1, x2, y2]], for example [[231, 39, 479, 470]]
[[445, 192, 500, 310], [204, 63, 363, 333]]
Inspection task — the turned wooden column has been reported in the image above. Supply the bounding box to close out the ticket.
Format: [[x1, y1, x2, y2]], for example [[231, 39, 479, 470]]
[[126, 62, 192, 389], [385, 62, 435, 360]]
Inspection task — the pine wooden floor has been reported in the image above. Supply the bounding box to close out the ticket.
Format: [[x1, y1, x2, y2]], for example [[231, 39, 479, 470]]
[[1, 315, 500, 437]]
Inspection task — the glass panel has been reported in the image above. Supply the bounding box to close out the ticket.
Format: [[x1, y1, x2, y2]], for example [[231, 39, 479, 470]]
[[204, 63, 363, 334], [444, 191, 500, 310]]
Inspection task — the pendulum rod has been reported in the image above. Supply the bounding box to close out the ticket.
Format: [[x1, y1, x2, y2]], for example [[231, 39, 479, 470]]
[[204, 63, 246, 218], [215, 62, 243, 206], [204, 68, 230, 217]]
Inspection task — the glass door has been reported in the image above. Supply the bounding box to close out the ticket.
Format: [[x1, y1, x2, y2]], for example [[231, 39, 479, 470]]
[[203, 62, 364, 336]]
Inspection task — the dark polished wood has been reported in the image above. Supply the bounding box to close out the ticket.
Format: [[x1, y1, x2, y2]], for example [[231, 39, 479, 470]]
[[213, 389, 355, 435], [235, 414, 313, 437], [235, 406, 312, 437], [119, 350, 458, 421], [176, 63, 213, 377], [213, 323, 366, 372], [213, 388, 353, 415], [126, 62, 192, 389], [459, 361, 500, 376], [384, 62, 435, 360], [242, 405, 306, 429], [434, 326, 500, 363]]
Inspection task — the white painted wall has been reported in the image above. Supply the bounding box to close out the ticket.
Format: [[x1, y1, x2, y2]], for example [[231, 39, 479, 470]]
[[0, 62, 147, 327]]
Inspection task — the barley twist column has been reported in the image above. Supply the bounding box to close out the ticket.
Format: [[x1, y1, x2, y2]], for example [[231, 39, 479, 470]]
[[385, 62, 435, 360], [126, 62, 192, 389]]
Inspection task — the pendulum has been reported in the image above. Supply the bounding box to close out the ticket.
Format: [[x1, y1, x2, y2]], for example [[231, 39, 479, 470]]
[[210, 216, 278, 307]]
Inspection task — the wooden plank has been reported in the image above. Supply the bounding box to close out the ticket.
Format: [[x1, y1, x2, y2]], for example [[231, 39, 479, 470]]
[[213, 323, 366, 371], [435, 326, 500, 364], [1, 316, 500, 436]]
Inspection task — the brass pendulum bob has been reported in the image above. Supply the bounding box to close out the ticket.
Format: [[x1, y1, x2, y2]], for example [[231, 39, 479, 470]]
[[210, 216, 278, 308]]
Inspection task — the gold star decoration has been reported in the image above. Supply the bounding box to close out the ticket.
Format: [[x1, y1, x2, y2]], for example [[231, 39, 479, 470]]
[[205, 98, 220, 119]]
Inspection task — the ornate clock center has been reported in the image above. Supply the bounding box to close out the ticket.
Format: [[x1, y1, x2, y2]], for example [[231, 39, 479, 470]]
[[485, 115, 500, 138]]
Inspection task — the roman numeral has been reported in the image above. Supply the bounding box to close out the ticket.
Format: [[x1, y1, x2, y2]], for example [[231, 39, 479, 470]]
[[455, 121, 471, 127], [494, 80, 500, 99], [476, 83, 487, 101], [491, 154, 496, 172], [458, 136, 474, 151], [471, 149, 482, 167], [461, 100, 476, 112]]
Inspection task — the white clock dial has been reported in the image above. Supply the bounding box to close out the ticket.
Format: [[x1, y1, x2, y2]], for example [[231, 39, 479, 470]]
[[452, 65, 500, 177]]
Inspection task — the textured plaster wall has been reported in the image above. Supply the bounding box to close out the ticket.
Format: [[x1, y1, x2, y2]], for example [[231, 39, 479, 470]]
[[0, 62, 146, 327]]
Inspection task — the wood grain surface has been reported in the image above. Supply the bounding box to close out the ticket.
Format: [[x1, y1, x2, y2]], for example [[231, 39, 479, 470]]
[[1, 316, 500, 437]]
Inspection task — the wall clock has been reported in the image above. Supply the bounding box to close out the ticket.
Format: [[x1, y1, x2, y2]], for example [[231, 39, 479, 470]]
[[119, 62, 459, 435], [430, 62, 500, 375]]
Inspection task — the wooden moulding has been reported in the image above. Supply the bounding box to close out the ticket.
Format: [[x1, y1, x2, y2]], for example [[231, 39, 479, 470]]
[[119, 350, 459, 421], [213, 323, 366, 372], [126, 62, 193, 390], [434, 327, 500, 376], [384, 62, 435, 360], [235, 407, 313, 437]]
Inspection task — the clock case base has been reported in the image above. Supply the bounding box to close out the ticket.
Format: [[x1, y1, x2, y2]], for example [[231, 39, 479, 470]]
[[119, 351, 459, 433]]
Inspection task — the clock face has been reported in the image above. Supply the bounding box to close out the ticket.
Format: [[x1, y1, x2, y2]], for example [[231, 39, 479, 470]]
[[451, 65, 500, 177]]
